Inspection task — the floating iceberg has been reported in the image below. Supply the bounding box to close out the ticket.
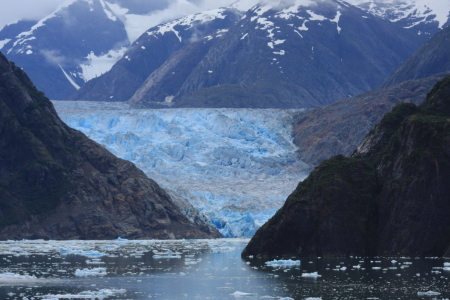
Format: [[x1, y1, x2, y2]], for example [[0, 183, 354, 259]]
[[153, 249, 181, 259], [265, 259, 300, 267], [75, 267, 107, 277], [58, 247, 107, 257], [0, 272, 37, 280], [301, 272, 322, 278], [43, 289, 126, 299], [230, 291, 258, 296], [417, 291, 441, 296]]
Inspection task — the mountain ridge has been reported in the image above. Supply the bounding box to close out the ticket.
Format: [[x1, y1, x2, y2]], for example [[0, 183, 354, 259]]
[[75, 0, 428, 108]]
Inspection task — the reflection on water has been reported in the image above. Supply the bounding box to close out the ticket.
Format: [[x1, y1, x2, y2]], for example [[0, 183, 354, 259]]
[[0, 238, 449, 299]]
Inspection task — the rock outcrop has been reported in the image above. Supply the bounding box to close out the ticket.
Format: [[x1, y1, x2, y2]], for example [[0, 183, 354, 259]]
[[242, 75, 450, 257], [382, 25, 450, 88], [293, 25, 450, 166], [293, 72, 450, 166], [0, 52, 221, 240]]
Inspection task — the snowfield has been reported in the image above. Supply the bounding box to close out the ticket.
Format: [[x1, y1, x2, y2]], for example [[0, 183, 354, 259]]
[[54, 101, 310, 237]]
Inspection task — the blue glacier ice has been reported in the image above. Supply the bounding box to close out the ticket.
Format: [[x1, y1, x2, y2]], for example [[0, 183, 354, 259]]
[[54, 101, 310, 237]]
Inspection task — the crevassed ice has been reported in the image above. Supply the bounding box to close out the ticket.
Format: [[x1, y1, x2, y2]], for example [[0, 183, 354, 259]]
[[54, 101, 310, 238]]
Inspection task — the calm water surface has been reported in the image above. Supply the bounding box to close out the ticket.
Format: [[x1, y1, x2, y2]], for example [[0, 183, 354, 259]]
[[0, 238, 449, 300]]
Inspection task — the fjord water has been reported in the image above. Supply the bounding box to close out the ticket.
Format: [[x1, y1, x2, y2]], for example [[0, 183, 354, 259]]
[[0, 239, 449, 300]]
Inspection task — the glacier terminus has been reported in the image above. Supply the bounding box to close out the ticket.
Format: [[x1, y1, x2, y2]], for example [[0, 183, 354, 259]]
[[54, 101, 311, 237]]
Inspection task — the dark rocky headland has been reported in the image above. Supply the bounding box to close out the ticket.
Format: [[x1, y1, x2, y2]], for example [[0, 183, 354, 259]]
[[0, 52, 221, 240], [243, 75, 450, 258]]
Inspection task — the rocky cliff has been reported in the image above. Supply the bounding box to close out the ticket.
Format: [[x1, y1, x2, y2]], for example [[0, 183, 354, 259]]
[[293, 25, 450, 166], [242, 75, 450, 257], [0, 52, 220, 240], [382, 25, 450, 87], [293, 72, 450, 166]]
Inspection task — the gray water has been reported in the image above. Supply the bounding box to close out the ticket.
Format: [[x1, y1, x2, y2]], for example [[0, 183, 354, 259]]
[[0, 239, 449, 300]]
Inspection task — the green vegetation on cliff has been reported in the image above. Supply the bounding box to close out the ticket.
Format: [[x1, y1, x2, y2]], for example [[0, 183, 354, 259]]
[[243, 75, 450, 258]]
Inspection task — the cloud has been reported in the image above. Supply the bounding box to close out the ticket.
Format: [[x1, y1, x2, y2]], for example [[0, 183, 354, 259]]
[[0, 0, 71, 30], [0, 0, 260, 34], [41, 49, 67, 66]]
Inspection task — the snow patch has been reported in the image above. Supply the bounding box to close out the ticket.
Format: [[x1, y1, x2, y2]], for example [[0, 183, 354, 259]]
[[59, 65, 80, 90], [99, 0, 117, 22], [0, 39, 11, 50], [80, 47, 127, 82]]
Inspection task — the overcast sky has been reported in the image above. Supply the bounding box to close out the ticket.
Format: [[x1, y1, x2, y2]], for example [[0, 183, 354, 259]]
[[0, 0, 243, 31]]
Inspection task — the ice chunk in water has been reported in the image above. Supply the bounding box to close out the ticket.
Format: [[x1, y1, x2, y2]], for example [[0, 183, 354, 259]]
[[0, 272, 37, 280], [75, 267, 107, 277], [301, 272, 322, 278], [265, 259, 300, 266], [417, 291, 441, 296], [230, 291, 258, 296]]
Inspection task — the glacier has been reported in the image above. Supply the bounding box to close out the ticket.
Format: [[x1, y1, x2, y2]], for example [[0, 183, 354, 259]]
[[53, 101, 310, 237]]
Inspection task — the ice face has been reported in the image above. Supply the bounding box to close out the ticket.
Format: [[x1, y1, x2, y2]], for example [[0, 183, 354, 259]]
[[54, 101, 311, 237]]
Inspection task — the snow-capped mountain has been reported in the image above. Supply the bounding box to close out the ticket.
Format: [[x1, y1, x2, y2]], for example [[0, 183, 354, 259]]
[[351, 0, 450, 36], [70, 6, 244, 102], [0, 0, 133, 99], [53, 101, 311, 237], [73, 0, 436, 108]]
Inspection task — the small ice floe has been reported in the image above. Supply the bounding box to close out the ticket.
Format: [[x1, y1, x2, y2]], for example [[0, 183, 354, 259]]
[[391, 260, 397, 263], [340, 266, 347, 271], [59, 247, 107, 258], [86, 258, 105, 265], [43, 288, 126, 299], [278, 297, 294, 300], [75, 267, 107, 277], [301, 272, 321, 278], [153, 250, 181, 259], [230, 291, 258, 297], [444, 262, 450, 267], [353, 264, 361, 269], [417, 291, 441, 296], [305, 298, 322, 300], [0, 272, 37, 281], [116, 237, 128, 241], [372, 267, 382, 270], [265, 259, 300, 267]]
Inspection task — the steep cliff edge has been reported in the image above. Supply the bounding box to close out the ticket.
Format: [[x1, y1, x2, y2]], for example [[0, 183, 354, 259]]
[[0, 52, 220, 240], [293, 72, 450, 166], [243, 75, 450, 257], [381, 25, 450, 88]]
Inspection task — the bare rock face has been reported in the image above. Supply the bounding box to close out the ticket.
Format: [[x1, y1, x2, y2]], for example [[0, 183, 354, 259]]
[[293, 72, 450, 166], [0, 52, 221, 240], [242, 75, 450, 258], [382, 25, 450, 88]]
